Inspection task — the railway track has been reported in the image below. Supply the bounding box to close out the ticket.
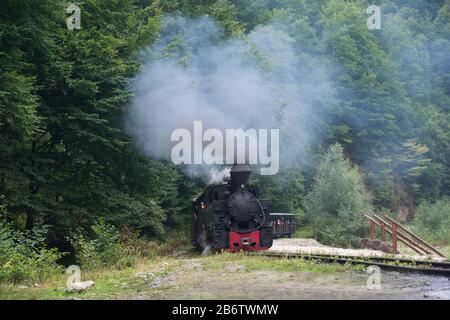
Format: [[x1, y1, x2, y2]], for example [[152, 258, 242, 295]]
[[260, 252, 450, 277]]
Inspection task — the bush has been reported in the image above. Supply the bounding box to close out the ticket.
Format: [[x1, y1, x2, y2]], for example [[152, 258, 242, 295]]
[[0, 220, 64, 284], [69, 219, 136, 270], [305, 144, 372, 247], [120, 227, 190, 258], [412, 199, 450, 245]]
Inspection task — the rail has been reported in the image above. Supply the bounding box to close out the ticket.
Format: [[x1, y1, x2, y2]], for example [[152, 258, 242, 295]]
[[261, 252, 450, 276]]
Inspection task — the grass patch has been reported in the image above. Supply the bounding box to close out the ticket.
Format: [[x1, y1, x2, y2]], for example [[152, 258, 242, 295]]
[[199, 252, 363, 273], [440, 245, 450, 260], [0, 252, 364, 300], [294, 224, 314, 239], [0, 257, 180, 300]]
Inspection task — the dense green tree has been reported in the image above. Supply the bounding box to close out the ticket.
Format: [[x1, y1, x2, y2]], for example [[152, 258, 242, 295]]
[[305, 144, 372, 247], [0, 0, 194, 245]]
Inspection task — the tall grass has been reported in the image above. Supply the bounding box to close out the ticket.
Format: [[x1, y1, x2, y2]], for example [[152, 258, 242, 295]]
[[412, 198, 450, 245]]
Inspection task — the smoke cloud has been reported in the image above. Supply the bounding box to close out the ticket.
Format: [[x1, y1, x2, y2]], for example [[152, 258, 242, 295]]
[[125, 15, 332, 182]]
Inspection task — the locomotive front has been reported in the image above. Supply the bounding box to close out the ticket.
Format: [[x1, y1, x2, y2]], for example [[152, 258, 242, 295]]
[[191, 164, 273, 252]]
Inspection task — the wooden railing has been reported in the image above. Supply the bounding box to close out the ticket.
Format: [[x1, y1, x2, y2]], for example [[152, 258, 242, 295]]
[[363, 214, 445, 257]]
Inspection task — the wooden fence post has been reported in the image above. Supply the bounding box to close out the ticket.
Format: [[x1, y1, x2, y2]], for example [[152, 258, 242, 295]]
[[392, 223, 398, 252], [381, 222, 386, 242], [370, 221, 376, 240]]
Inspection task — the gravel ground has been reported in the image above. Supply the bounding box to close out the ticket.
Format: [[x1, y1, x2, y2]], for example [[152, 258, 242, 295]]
[[269, 238, 447, 262], [127, 259, 450, 300]]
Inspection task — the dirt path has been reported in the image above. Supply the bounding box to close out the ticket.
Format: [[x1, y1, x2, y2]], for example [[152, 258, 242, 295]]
[[125, 256, 450, 300]]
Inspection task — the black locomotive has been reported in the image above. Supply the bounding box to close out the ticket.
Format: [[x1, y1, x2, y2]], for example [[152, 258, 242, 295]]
[[191, 164, 295, 252]]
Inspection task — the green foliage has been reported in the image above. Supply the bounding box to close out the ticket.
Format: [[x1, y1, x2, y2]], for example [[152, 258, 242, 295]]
[[412, 199, 450, 245], [69, 220, 134, 270], [0, 218, 64, 284], [252, 167, 307, 214], [0, 0, 449, 259], [305, 144, 372, 247], [160, 0, 245, 36], [68, 220, 191, 270], [0, 0, 199, 241]]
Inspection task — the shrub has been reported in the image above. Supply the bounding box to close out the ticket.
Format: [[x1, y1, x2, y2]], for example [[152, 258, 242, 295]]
[[0, 220, 64, 284], [305, 144, 372, 247], [69, 219, 136, 270], [412, 199, 450, 245], [119, 227, 187, 258]]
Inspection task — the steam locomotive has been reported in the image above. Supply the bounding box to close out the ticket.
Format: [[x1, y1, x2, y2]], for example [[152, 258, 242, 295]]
[[191, 164, 295, 252]]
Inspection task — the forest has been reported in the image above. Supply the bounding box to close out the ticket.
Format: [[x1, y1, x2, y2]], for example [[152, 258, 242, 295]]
[[1, 0, 450, 284]]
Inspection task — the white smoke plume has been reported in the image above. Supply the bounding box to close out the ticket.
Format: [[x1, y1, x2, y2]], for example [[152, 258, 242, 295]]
[[207, 167, 231, 185], [125, 15, 333, 182]]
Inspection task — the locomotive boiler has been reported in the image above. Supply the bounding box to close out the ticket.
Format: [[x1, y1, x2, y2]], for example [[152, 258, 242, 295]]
[[191, 164, 275, 252]]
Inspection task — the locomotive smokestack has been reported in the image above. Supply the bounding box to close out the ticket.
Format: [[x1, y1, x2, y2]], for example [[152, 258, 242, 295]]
[[230, 164, 251, 192]]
